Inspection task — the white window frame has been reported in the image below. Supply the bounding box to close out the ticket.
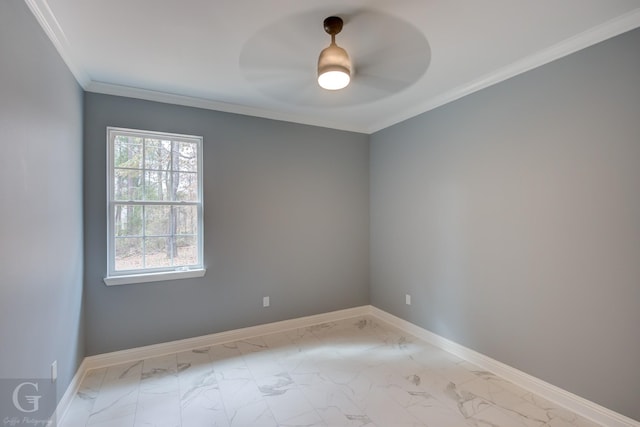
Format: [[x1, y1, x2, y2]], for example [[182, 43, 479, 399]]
[[104, 127, 205, 286]]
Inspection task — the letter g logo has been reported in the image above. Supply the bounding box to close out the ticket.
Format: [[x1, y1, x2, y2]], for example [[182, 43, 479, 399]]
[[12, 381, 41, 413]]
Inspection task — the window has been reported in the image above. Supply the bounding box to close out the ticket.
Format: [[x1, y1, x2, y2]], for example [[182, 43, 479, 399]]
[[104, 127, 205, 285]]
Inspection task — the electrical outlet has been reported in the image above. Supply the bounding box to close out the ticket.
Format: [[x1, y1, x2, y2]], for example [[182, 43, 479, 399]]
[[51, 360, 57, 383], [405, 294, 411, 305], [263, 296, 270, 307]]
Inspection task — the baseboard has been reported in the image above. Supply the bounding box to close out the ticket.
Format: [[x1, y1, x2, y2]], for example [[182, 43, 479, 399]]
[[82, 306, 371, 371], [369, 306, 639, 427], [55, 305, 638, 427], [54, 305, 370, 423], [51, 357, 89, 426]]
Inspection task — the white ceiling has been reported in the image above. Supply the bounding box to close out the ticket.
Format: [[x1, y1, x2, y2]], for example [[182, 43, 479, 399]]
[[26, 0, 640, 134]]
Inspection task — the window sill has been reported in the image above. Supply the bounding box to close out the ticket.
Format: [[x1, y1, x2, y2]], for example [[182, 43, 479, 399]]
[[103, 269, 206, 286]]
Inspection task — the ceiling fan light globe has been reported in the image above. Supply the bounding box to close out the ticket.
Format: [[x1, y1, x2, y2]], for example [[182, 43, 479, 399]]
[[318, 70, 351, 90], [317, 43, 352, 90]]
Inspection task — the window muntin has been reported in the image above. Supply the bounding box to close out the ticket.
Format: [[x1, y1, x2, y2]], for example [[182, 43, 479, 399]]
[[107, 127, 203, 281]]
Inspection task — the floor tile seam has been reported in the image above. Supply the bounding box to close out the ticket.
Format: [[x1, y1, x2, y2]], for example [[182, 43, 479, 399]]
[[73, 394, 96, 427], [494, 401, 556, 426], [355, 384, 431, 427], [275, 401, 326, 427], [219, 386, 274, 427], [364, 330, 504, 419], [176, 379, 184, 427], [79, 369, 107, 426], [231, 337, 291, 427], [112, 358, 147, 427], [478, 401, 558, 427], [499, 389, 592, 426], [395, 369, 481, 422], [292, 376, 345, 421], [456, 373, 563, 424], [461, 397, 508, 425], [86, 384, 140, 426], [204, 363, 241, 427], [384, 385, 454, 427], [392, 374, 479, 425]]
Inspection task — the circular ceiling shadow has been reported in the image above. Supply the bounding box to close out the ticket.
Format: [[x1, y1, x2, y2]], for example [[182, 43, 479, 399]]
[[239, 8, 431, 107]]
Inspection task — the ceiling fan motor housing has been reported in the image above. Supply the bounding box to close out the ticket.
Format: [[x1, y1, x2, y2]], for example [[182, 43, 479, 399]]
[[318, 44, 351, 75]]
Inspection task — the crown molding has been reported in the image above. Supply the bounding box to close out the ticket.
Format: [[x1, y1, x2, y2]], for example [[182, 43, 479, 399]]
[[85, 81, 370, 134], [24, 0, 90, 86], [26, 0, 640, 134], [368, 7, 640, 133]]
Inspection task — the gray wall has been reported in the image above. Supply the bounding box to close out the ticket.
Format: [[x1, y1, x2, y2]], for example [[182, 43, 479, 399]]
[[370, 28, 640, 420], [0, 0, 84, 407], [84, 93, 369, 355]]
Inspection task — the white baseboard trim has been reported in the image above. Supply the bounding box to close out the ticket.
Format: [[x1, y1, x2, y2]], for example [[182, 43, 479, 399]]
[[52, 357, 89, 426], [82, 306, 371, 371], [369, 306, 639, 427], [55, 305, 638, 427], [54, 305, 370, 423]]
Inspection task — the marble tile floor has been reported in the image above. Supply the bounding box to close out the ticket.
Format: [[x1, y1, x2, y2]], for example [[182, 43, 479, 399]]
[[61, 316, 601, 427]]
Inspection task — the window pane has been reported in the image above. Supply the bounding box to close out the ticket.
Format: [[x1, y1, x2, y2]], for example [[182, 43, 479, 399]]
[[115, 237, 143, 271], [175, 205, 198, 235], [174, 141, 198, 172], [175, 235, 198, 266], [144, 237, 172, 268], [108, 128, 203, 278], [145, 138, 171, 171], [144, 171, 170, 201], [114, 169, 143, 200], [145, 205, 170, 236], [114, 204, 143, 237], [113, 135, 143, 169], [173, 172, 198, 201]]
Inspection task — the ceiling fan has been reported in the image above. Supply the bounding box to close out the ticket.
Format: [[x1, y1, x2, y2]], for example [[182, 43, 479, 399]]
[[317, 16, 352, 91], [239, 9, 431, 107]]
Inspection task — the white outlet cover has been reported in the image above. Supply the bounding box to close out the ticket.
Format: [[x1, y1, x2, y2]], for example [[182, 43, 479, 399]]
[[405, 294, 411, 305], [51, 360, 57, 382], [263, 296, 270, 307]]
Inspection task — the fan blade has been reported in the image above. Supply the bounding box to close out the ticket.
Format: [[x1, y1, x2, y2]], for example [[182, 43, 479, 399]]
[[354, 73, 411, 93], [347, 9, 431, 90], [239, 5, 431, 106]]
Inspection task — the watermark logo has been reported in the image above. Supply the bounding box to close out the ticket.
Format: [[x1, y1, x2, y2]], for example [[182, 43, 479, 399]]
[[0, 379, 55, 427], [12, 383, 41, 413]]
